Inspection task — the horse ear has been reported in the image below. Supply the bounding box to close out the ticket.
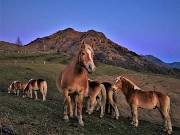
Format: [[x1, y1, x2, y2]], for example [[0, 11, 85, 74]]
[[81, 41, 85, 49], [91, 43, 95, 50]]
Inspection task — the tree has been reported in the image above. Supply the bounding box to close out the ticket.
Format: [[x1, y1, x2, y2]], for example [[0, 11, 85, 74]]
[[16, 36, 23, 46]]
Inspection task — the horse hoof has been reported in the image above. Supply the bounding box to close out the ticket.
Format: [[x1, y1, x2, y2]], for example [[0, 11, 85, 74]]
[[63, 116, 69, 122], [134, 124, 138, 127], [167, 130, 172, 134], [70, 114, 73, 118], [100, 115, 104, 118], [78, 121, 84, 126]]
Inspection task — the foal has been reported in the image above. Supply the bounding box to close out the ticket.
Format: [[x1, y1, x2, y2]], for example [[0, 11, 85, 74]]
[[56, 42, 95, 126], [23, 79, 47, 101], [113, 76, 172, 134], [86, 79, 107, 118], [8, 81, 27, 96]]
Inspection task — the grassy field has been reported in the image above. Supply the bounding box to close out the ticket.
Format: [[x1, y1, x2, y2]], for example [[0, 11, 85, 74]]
[[0, 52, 180, 135]]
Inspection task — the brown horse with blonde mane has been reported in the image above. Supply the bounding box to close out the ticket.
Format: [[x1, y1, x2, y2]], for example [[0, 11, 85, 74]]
[[113, 76, 172, 134], [23, 79, 47, 101], [86, 79, 107, 118], [56, 42, 95, 126], [8, 81, 27, 96]]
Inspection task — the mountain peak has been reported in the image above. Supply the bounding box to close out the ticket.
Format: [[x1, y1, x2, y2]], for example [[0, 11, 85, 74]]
[[64, 28, 75, 32]]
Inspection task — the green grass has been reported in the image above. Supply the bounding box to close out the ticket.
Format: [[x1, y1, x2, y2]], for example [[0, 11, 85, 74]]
[[0, 53, 180, 135]]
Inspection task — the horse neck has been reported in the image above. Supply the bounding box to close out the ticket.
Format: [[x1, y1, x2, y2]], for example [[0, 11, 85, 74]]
[[121, 79, 135, 101], [69, 52, 86, 75]]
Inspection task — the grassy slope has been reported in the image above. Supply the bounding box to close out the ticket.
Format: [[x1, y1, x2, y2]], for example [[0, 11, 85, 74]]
[[0, 53, 180, 135]]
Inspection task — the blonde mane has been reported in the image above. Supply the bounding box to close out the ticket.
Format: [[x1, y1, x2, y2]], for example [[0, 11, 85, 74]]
[[123, 77, 141, 90]]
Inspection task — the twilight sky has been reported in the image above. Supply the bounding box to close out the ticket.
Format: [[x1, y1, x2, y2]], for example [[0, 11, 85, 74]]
[[0, 0, 179, 63]]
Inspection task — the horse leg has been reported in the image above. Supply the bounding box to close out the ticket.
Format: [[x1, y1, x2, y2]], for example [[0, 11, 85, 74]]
[[88, 97, 97, 115], [158, 106, 172, 134], [86, 97, 91, 113], [63, 90, 72, 121], [40, 87, 46, 101], [74, 95, 78, 117], [96, 96, 101, 111], [16, 89, 19, 96], [77, 93, 84, 126], [34, 91, 38, 100], [28, 88, 33, 98], [68, 96, 73, 118], [100, 100, 105, 118], [130, 104, 138, 127], [108, 93, 119, 119], [100, 84, 106, 118]]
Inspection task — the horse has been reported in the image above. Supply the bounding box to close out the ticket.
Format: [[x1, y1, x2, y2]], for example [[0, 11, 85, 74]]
[[113, 76, 172, 134], [68, 79, 106, 118], [86, 79, 107, 118], [23, 79, 47, 101], [8, 81, 27, 96], [56, 42, 96, 126], [102, 82, 119, 119]]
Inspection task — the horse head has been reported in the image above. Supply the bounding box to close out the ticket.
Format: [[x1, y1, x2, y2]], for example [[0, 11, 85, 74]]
[[112, 76, 123, 92], [78, 42, 96, 74]]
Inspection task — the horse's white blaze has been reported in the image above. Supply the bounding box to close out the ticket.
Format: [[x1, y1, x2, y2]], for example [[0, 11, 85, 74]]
[[87, 49, 93, 62], [86, 49, 95, 71]]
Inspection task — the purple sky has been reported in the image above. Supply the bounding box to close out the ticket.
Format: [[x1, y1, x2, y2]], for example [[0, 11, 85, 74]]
[[0, 0, 179, 63]]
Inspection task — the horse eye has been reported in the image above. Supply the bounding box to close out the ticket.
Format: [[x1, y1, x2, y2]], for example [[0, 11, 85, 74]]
[[82, 52, 85, 55]]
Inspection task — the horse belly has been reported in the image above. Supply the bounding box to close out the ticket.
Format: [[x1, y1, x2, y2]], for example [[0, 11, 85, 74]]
[[138, 101, 156, 109], [31, 85, 39, 91]]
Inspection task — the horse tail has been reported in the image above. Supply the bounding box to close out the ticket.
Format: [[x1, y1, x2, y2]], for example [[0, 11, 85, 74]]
[[56, 71, 63, 92], [43, 80, 48, 96], [100, 84, 107, 109], [41, 80, 47, 101], [167, 95, 170, 114]]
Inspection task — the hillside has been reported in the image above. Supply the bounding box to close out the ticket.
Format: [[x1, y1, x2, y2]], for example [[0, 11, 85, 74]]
[[0, 53, 180, 135], [21, 28, 178, 76], [143, 55, 180, 69], [0, 41, 21, 52], [1, 28, 179, 76]]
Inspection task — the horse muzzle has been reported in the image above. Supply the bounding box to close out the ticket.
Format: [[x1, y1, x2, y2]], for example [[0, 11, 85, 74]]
[[86, 63, 96, 74]]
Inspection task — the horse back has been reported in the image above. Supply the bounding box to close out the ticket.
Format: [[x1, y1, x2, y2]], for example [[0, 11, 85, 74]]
[[89, 81, 101, 91], [102, 82, 113, 93], [88, 80, 101, 97], [37, 79, 46, 87], [13, 81, 22, 89]]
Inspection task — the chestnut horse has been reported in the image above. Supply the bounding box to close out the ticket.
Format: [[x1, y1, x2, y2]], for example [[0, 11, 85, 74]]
[[86, 79, 107, 118], [102, 82, 119, 119], [56, 42, 95, 126], [113, 76, 172, 134], [23, 79, 47, 101], [8, 81, 27, 96]]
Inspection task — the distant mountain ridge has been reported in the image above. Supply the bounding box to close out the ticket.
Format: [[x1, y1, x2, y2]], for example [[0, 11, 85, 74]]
[[143, 55, 180, 69], [0, 28, 179, 76]]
